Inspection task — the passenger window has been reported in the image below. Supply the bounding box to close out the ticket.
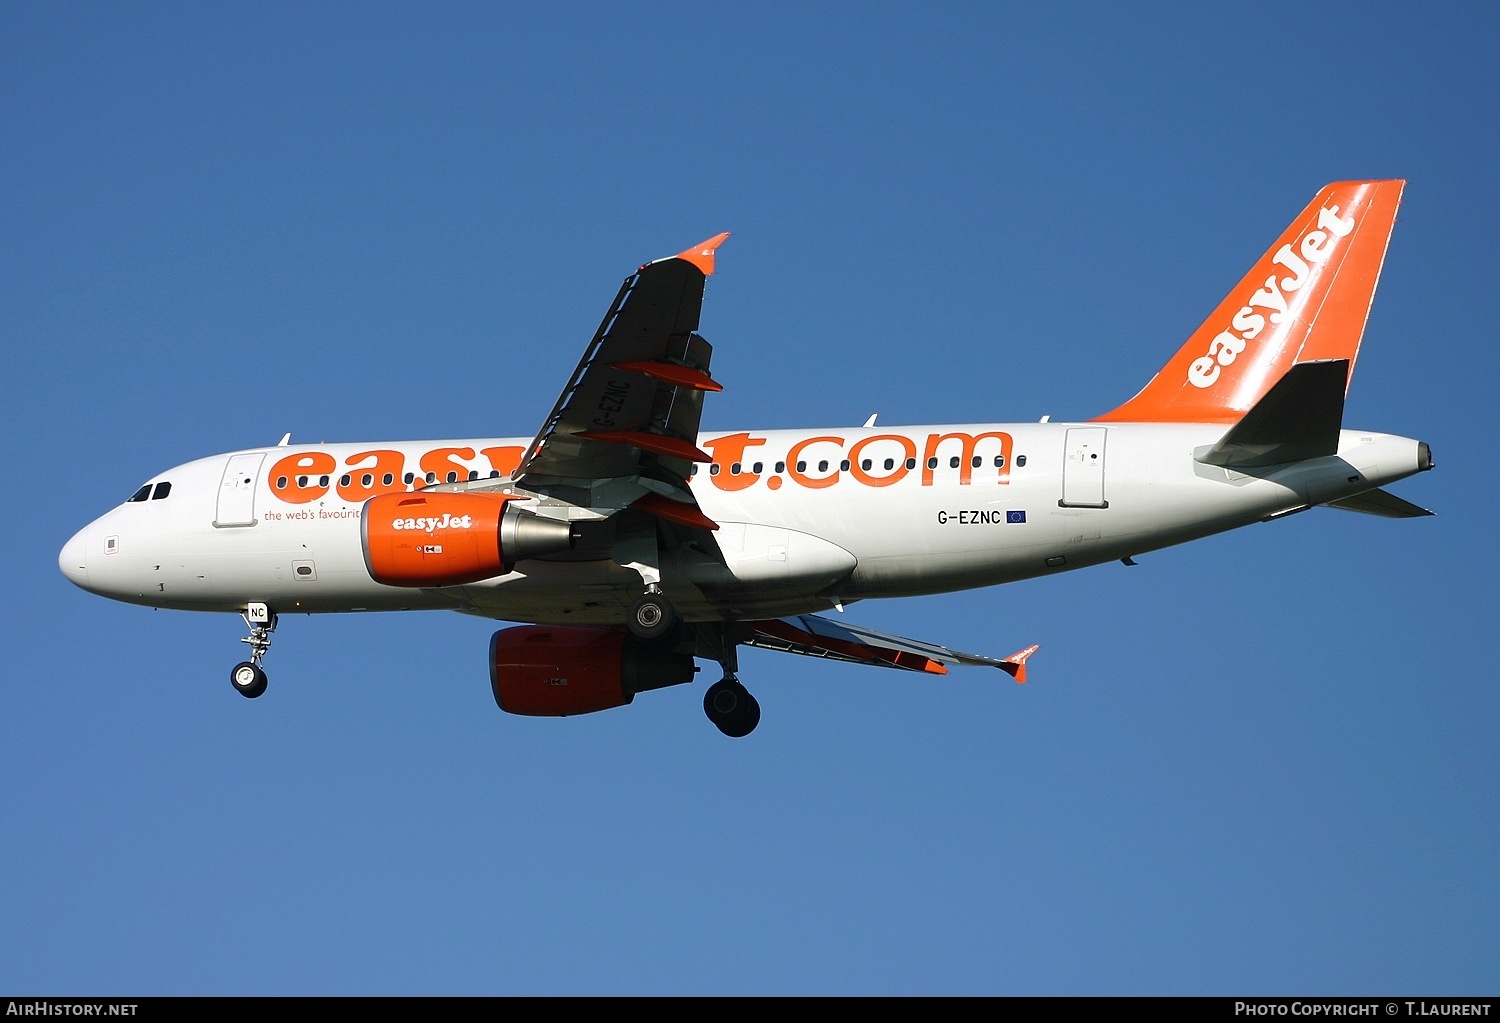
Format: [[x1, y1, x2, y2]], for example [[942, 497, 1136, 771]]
[[775, 461, 786, 474], [128, 484, 152, 503], [340, 475, 352, 487], [883, 458, 894, 471], [730, 462, 741, 475], [905, 458, 917, 470], [839, 460, 850, 471], [151, 481, 172, 500], [751, 462, 763, 474], [709, 464, 721, 476], [926, 458, 938, 470], [384, 473, 396, 485], [994, 456, 1005, 467], [275, 477, 288, 490], [319, 475, 330, 487], [1016, 455, 1027, 467], [971, 456, 982, 468], [817, 460, 829, 472], [468, 470, 478, 481], [949, 457, 960, 469], [362, 473, 374, 486], [404, 472, 415, 485], [425, 472, 436, 484], [796, 461, 806, 472], [446, 471, 458, 483]]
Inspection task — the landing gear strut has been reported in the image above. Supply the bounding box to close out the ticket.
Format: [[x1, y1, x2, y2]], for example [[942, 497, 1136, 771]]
[[230, 603, 276, 699], [698, 626, 760, 737]]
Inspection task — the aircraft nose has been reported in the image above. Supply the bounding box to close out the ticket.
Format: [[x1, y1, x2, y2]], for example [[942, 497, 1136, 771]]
[[59, 527, 90, 588]]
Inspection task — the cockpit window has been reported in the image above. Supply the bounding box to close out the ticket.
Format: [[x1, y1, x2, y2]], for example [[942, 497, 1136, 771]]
[[151, 481, 172, 500], [127, 484, 152, 503]]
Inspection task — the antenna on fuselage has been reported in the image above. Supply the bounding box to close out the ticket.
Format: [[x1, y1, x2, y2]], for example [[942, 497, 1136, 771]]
[[277, 433, 291, 446]]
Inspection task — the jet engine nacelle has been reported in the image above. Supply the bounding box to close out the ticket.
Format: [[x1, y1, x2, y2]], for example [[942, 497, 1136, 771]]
[[490, 625, 697, 716], [361, 491, 574, 587]]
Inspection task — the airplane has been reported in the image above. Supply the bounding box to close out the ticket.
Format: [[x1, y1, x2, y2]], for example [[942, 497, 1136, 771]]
[[59, 179, 1432, 737]]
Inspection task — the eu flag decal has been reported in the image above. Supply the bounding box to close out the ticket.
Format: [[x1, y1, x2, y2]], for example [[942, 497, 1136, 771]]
[[1007, 510, 1026, 524]]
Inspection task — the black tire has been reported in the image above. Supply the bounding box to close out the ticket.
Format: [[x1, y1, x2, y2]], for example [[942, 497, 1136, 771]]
[[704, 678, 760, 738], [628, 592, 678, 642], [230, 661, 267, 699]]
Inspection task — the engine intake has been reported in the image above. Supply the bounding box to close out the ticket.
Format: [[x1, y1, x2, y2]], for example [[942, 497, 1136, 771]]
[[491, 625, 696, 716], [361, 491, 574, 587]]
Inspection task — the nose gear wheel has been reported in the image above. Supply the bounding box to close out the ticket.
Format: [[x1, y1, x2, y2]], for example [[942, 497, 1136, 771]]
[[231, 606, 277, 699]]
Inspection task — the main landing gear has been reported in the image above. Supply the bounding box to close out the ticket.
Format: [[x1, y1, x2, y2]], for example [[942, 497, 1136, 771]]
[[230, 602, 276, 699], [627, 595, 761, 738], [695, 623, 760, 738], [704, 675, 760, 738], [627, 585, 680, 642]]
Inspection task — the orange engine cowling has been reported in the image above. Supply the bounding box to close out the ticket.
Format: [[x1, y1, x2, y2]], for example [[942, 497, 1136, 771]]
[[490, 625, 697, 716], [362, 491, 574, 587]]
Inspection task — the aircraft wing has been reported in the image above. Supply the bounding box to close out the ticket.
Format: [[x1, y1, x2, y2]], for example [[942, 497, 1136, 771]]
[[513, 234, 730, 522], [742, 614, 1038, 682]]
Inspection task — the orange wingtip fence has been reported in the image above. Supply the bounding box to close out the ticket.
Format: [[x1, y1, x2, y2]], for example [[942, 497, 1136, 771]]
[[999, 644, 1040, 684], [674, 232, 731, 276]]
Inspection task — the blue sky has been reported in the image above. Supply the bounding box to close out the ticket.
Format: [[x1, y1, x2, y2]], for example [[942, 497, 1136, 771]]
[[3, 2, 1495, 996]]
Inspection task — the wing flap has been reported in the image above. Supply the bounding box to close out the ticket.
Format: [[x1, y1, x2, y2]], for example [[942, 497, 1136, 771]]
[[742, 614, 1037, 682]]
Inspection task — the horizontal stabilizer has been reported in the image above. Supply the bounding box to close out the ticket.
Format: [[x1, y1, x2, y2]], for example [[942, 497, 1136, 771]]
[[742, 614, 1036, 679], [1197, 359, 1347, 468], [1326, 488, 1434, 518]]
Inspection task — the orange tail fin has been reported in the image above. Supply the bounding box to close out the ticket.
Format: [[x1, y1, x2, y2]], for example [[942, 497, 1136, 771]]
[[1095, 180, 1404, 424]]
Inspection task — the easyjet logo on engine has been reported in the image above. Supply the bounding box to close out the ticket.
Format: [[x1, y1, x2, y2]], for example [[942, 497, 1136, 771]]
[[391, 514, 474, 534], [1187, 203, 1356, 389]]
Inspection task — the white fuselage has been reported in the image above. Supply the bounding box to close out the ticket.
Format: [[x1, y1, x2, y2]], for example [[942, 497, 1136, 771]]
[[59, 421, 1428, 625]]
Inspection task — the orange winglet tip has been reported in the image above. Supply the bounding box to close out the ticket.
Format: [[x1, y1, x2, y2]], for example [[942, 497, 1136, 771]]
[[999, 644, 1039, 684], [576, 429, 713, 463], [611, 360, 724, 392], [675, 232, 731, 275], [633, 493, 719, 531]]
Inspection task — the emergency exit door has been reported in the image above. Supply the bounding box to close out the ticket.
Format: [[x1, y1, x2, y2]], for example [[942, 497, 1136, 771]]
[[1060, 428, 1108, 508]]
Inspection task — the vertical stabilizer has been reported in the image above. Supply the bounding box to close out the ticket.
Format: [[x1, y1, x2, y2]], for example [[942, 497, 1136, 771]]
[[1095, 180, 1404, 424]]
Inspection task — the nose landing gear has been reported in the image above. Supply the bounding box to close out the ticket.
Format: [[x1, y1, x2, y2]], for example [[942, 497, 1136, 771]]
[[230, 602, 276, 699]]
